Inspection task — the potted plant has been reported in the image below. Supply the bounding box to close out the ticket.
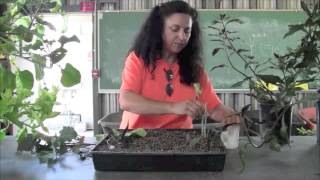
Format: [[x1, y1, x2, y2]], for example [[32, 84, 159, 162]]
[[209, 1, 320, 151], [0, 0, 82, 165]]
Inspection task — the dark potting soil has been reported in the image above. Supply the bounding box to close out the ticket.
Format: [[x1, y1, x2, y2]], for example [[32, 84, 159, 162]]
[[95, 129, 225, 153]]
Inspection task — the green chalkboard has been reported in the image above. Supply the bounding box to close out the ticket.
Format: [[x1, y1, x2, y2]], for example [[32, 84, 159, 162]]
[[98, 10, 307, 91]]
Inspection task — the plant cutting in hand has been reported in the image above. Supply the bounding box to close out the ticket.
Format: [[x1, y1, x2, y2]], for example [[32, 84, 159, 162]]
[[193, 83, 209, 137]]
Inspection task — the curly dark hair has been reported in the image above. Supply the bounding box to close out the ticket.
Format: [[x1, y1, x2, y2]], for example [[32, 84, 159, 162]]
[[130, 0, 203, 85]]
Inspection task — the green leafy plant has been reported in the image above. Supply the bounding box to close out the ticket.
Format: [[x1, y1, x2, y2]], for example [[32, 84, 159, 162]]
[[0, 0, 82, 165], [102, 126, 147, 150], [296, 126, 316, 136], [209, 1, 320, 151]]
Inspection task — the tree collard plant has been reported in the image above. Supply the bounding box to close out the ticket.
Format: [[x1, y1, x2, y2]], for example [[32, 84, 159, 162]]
[[0, 0, 82, 165], [209, 1, 320, 151]]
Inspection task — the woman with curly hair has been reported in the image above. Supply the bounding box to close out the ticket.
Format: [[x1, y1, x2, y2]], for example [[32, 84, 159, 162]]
[[119, 0, 239, 129]]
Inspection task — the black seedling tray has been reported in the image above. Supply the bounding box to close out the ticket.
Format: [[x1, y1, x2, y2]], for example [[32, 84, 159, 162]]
[[91, 129, 226, 171]]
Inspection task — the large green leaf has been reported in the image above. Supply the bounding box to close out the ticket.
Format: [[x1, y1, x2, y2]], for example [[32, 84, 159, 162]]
[[256, 74, 284, 85], [35, 23, 45, 36], [0, 40, 16, 55], [0, 66, 16, 92], [50, 47, 67, 64], [59, 35, 80, 47], [18, 70, 34, 90], [31, 53, 46, 65], [23, 31, 33, 42], [15, 16, 31, 28], [125, 128, 147, 137], [50, 0, 63, 13], [0, 15, 11, 32], [35, 17, 56, 31], [59, 127, 78, 142], [212, 48, 222, 56], [60, 63, 81, 87], [283, 24, 305, 39], [23, 40, 43, 51], [0, 130, 6, 141]]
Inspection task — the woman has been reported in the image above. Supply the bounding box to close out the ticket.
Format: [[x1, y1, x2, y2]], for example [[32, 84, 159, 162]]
[[119, 0, 239, 129]]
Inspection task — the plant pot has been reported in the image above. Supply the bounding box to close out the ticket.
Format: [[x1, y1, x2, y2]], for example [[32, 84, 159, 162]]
[[260, 103, 293, 145], [91, 129, 226, 171]]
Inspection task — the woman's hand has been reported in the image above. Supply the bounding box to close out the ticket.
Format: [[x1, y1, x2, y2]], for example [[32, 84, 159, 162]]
[[120, 89, 203, 117], [171, 99, 203, 118], [209, 104, 240, 124]]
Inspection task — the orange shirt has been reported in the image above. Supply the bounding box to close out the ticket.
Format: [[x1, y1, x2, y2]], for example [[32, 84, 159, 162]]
[[120, 51, 221, 129]]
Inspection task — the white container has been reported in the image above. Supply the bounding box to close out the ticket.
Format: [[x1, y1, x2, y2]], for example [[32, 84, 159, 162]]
[[220, 124, 240, 149]]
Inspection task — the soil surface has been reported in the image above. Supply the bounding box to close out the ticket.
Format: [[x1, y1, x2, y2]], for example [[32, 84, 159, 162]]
[[94, 129, 225, 153]]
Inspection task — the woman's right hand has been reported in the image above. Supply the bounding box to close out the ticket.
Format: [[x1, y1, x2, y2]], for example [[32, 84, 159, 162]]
[[172, 99, 203, 118]]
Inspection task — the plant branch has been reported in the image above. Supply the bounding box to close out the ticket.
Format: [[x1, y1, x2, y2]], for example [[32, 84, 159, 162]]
[[221, 21, 257, 76]]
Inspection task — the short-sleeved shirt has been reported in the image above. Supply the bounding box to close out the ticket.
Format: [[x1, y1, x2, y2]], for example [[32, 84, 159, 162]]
[[120, 51, 221, 129]]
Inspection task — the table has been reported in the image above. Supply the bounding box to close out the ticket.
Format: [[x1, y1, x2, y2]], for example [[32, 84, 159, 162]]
[[0, 136, 319, 180]]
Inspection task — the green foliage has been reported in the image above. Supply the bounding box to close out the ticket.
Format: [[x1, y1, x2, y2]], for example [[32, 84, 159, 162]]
[[0, 67, 60, 137], [103, 127, 147, 150], [59, 126, 78, 141], [268, 135, 281, 152], [209, 2, 320, 151], [61, 63, 81, 87], [17, 127, 83, 166], [95, 134, 106, 142], [296, 126, 316, 135], [0, 65, 15, 91], [0, 129, 5, 141], [124, 128, 147, 137], [0, 0, 82, 166], [0, 0, 80, 84]]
